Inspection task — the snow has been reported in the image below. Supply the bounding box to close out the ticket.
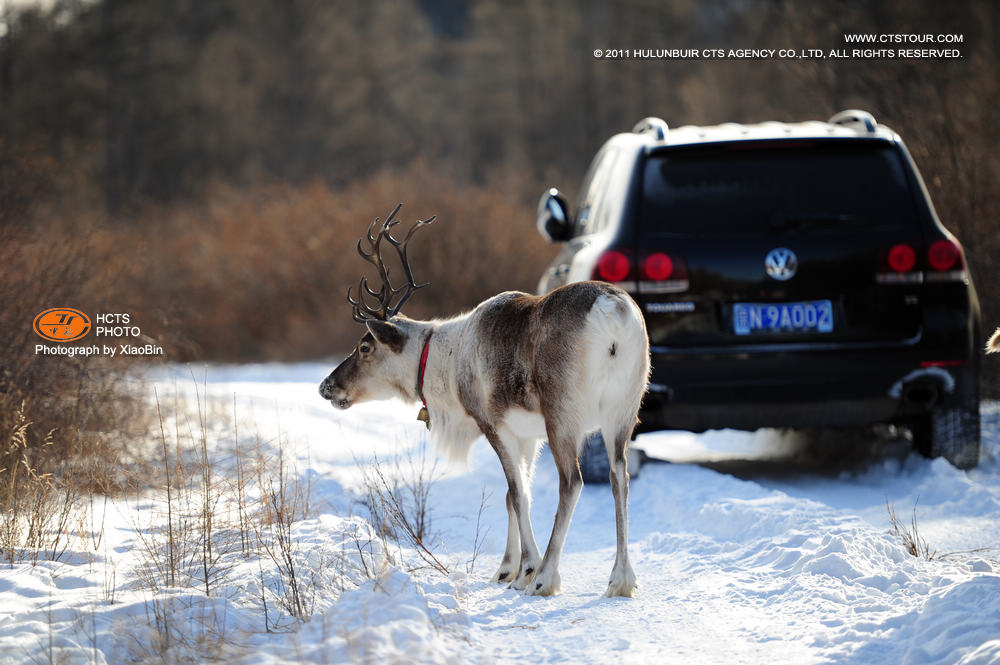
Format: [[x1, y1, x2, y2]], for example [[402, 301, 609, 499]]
[[2, 362, 999, 664]]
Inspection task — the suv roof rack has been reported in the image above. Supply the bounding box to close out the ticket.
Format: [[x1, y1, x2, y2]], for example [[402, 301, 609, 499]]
[[828, 109, 877, 133], [633, 117, 669, 140]]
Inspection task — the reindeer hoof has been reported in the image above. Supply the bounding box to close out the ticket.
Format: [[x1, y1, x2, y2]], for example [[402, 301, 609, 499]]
[[525, 567, 560, 596], [603, 583, 636, 598], [490, 567, 514, 584], [604, 575, 637, 598], [510, 564, 537, 591], [604, 561, 636, 598]]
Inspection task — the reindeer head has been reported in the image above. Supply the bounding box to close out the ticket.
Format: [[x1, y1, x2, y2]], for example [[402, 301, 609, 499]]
[[319, 205, 434, 410]]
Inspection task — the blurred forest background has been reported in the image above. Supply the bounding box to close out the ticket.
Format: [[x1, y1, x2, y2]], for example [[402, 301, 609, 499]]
[[1, 0, 998, 468]]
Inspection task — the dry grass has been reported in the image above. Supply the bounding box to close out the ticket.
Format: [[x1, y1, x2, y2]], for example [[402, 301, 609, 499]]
[[131, 386, 389, 637], [1, 147, 152, 511], [0, 212, 145, 560], [361, 450, 450, 576], [887, 498, 1000, 563], [1, 370, 475, 660], [1, 403, 76, 565], [0, 226, 141, 488], [358, 447, 491, 578], [887, 499, 938, 561]]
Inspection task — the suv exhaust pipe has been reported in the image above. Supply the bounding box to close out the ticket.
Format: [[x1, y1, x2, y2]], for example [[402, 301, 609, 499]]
[[901, 381, 940, 410]]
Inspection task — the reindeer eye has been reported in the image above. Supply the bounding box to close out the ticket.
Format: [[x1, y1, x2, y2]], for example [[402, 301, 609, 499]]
[[359, 342, 373, 355]]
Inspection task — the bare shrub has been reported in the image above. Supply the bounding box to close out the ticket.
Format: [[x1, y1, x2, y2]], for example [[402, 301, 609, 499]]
[[0, 211, 152, 510], [2, 161, 553, 371], [129, 595, 242, 665], [887, 498, 1000, 563], [466, 487, 490, 576], [251, 437, 316, 622], [131, 388, 383, 632], [133, 386, 240, 597], [99, 163, 552, 361], [887, 499, 938, 561], [360, 449, 450, 576]]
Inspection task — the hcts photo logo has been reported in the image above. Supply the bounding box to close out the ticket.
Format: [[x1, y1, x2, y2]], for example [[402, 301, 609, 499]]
[[32, 308, 92, 343], [33, 308, 164, 358]]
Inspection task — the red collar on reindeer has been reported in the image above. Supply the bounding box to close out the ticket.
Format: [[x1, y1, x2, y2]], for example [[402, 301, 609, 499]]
[[416, 331, 433, 429]]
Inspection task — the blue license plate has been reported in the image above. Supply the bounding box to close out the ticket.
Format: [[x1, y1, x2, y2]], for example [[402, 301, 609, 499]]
[[733, 300, 834, 335]]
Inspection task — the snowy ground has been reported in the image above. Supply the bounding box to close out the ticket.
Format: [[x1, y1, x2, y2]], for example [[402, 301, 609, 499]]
[[2, 362, 999, 664]]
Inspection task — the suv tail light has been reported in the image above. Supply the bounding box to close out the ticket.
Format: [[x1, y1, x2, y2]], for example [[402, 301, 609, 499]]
[[592, 248, 689, 294], [596, 250, 631, 282], [876, 238, 969, 284], [888, 244, 916, 272], [877, 243, 921, 284], [593, 249, 637, 292], [639, 251, 689, 294], [925, 238, 968, 283], [642, 252, 674, 280]]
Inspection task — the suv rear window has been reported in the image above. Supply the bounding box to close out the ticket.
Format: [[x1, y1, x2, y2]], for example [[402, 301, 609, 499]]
[[641, 140, 918, 237]]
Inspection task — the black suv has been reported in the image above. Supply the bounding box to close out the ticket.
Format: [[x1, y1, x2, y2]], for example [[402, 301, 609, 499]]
[[537, 110, 982, 470]]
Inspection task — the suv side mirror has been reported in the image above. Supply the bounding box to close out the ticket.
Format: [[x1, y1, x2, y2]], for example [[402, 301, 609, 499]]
[[536, 188, 572, 243]]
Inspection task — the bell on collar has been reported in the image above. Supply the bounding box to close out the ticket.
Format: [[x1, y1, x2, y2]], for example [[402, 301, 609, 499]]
[[417, 406, 430, 429]]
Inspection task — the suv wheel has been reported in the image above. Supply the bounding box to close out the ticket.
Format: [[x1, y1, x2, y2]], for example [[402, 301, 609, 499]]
[[911, 384, 981, 470], [578, 431, 642, 484], [578, 432, 611, 484]]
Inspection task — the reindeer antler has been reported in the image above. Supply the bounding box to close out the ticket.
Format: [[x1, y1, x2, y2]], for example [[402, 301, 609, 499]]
[[347, 204, 435, 323]]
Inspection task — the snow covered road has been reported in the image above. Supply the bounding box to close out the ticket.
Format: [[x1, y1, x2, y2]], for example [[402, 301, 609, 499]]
[[1, 363, 998, 664]]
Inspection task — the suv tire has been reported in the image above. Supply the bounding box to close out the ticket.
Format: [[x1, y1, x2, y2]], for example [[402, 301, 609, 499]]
[[579, 432, 611, 484], [578, 431, 642, 484], [911, 384, 981, 470]]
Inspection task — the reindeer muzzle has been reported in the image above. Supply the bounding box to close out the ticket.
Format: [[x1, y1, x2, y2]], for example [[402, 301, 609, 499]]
[[319, 377, 351, 409]]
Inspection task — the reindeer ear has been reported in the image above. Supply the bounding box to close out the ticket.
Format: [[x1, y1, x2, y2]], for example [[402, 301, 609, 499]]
[[366, 320, 406, 353]]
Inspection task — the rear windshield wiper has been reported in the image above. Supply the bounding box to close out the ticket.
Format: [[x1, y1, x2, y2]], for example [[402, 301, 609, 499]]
[[769, 212, 856, 232]]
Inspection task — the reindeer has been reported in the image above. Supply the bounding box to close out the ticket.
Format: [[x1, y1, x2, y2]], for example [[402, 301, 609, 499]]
[[319, 205, 649, 597]]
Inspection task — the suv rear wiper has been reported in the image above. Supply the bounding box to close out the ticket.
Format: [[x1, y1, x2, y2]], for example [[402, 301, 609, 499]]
[[769, 212, 856, 232]]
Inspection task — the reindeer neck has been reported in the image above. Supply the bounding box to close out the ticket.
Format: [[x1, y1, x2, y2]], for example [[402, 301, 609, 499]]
[[412, 313, 471, 410]]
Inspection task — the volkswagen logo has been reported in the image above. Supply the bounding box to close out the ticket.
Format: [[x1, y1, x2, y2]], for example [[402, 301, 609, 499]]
[[765, 248, 798, 281]]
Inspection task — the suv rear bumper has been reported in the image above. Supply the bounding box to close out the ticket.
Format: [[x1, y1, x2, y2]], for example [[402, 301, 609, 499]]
[[639, 342, 974, 432], [640, 398, 900, 431]]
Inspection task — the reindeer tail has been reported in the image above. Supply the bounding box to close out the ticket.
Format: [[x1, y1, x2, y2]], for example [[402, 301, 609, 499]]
[[988, 327, 1000, 354]]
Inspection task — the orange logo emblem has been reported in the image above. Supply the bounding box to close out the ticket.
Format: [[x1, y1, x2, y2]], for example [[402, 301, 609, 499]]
[[33, 308, 92, 342]]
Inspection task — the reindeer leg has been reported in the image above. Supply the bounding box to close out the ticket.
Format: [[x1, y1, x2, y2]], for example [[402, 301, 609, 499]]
[[490, 489, 521, 583], [484, 429, 541, 590], [526, 424, 583, 597], [603, 426, 637, 598], [492, 436, 543, 583], [490, 436, 542, 583]]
